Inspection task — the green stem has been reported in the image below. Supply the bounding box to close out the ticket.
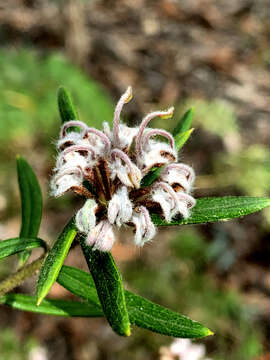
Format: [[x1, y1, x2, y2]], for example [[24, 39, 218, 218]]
[[0, 255, 46, 296]]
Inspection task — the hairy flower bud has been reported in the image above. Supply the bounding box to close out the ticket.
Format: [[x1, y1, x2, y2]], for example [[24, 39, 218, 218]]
[[75, 199, 98, 234]]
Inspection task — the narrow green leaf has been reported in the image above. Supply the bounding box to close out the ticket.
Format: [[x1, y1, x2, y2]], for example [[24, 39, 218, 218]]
[[151, 196, 270, 226], [0, 294, 103, 317], [172, 107, 194, 137], [79, 238, 130, 337], [125, 291, 212, 338], [57, 263, 100, 307], [58, 86, 78, 124], [36, 218, 77, 305], [17, 156, 43, 265], [57, 265, 212, 338], [0, 238, 47, 260], [175, 128, 194, 151], [140, 166, 164, 187]]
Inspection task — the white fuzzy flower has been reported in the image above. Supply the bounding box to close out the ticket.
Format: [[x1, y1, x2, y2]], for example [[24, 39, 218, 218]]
[[109, 149, 142, 189], [86, 220, 115, 252], [51, 86, 196, 251], [161, 163, 195, 193], [140, 140, 178, 173], [152, 188, 177, 222], [56, 150, 89, 171], [131, 206, 156, 246], [50, 165, 83, 197], [108, 186, 133, 226], [75, 199, 98, 234], [119, 124, 138, 148], [57, 131, 83, 150]]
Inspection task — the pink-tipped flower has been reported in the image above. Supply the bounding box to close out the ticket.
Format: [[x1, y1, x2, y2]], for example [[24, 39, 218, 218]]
[[51, 86, 196, 251]]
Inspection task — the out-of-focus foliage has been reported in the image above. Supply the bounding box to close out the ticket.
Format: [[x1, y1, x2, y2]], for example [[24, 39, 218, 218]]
[[215, 145, 270, 227], [177, 98, 238, 137], [0, 328, 37, 360], [215, 145, 270, 197], [0, 49, 114, 148]]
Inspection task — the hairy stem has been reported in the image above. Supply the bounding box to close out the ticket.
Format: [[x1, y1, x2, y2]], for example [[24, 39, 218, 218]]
[[0, 255, 46, 296]]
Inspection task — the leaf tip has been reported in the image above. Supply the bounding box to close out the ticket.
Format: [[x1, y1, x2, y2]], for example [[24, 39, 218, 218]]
[[204, 328, 214, 337], [57, 86, 78, 124], [189, 106, 195, 115], [124, 326, 131, 337], [36, 294, 44, 307], [57, 86, 69, 104], [58, 85, 66, 95]]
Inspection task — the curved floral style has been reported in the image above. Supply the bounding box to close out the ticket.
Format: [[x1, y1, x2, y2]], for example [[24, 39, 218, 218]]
[[51, 86, 196, 251]]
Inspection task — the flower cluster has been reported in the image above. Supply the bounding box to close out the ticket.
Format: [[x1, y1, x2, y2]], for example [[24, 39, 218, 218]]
[[51, 87, 196, 251]]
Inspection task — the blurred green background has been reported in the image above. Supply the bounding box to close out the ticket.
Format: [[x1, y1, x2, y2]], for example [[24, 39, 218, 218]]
[[0, 1, 270, 359]]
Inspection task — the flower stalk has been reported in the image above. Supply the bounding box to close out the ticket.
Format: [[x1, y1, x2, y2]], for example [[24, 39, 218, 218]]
[[0, 255, 46, 297]]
